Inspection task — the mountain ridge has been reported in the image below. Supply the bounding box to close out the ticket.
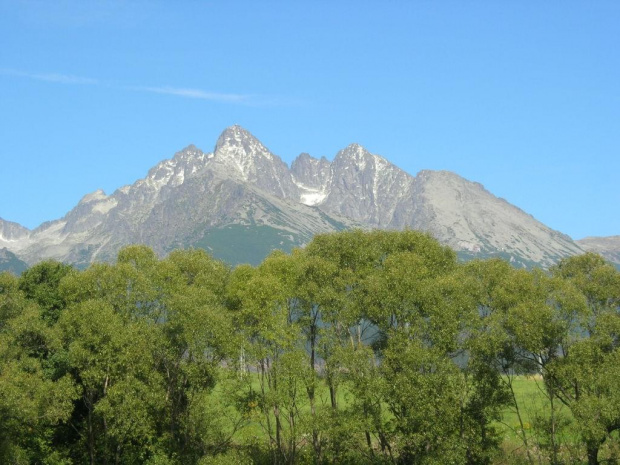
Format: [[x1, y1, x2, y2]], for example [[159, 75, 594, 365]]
[[1, 125, 613, 271]]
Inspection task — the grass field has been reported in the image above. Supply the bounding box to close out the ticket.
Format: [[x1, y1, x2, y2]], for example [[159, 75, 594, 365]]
[[498, 375, 559, 438], [494, 376, 620, 464], [210, 371, 617, 464]]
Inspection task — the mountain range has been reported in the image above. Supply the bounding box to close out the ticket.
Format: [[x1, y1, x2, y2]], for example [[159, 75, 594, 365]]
[[0, 125, 617, 272]]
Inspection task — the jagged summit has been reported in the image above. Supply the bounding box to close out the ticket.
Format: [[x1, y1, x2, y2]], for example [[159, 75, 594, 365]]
[[170, 145, 209, 170], [214, 125, 269, 156], [213, 126, 273, 177], [291, 152, 331, 172], [322, 145, 412, 227], [0, 218, 30, 240], [291, 153, 331, 194], [175, 144, 202, 157], [293, 152, 316, 164], [0, 218, 30, 255], [79, 189, 108, 205], [291, 153, 331, 206], [212, 125, 298, 199], [341, 142, 366, 152], [332, 144, 394, 176], [334, 143, 368, 160]]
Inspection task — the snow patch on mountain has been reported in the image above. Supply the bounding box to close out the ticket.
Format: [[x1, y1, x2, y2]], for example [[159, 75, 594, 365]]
[[293, 179, 328, 206]]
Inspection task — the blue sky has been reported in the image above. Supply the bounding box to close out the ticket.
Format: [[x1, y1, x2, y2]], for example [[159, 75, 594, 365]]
[[1, 1, 618, 239]]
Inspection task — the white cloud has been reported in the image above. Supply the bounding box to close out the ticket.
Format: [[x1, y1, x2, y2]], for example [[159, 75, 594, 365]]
[[133, 86, 249, 103], [0, 68, 98, 85], [1, 68, 291, 106], [30, 72, 98, 85]]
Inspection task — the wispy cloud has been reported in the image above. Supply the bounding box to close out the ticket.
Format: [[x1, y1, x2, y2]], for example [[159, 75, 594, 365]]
[[0, 68, 98, 85], [33, 72, 99, 85], [132, 86, 250, 103], [1, 68, 293, 106]]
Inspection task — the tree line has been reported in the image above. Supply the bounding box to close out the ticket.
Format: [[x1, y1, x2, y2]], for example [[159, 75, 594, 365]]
[[0, 230, 619, 464]]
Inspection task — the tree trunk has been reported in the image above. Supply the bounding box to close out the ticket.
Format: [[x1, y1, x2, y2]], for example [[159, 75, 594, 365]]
[[103, 374, 109, 465], [329, 384, 337, 410], [549, 388, 559, 465], [274, 404, 282, 459], [363, 403, 374, 457], [308, 323, 321, 460], [587, 444, 599, 465], [88, 404, 95, 465], [379, 430, 394, 462], [365, 430, 373, 456]]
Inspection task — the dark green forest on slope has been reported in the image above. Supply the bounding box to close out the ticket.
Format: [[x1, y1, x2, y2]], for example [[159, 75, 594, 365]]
[[1, 230, 619, 465]]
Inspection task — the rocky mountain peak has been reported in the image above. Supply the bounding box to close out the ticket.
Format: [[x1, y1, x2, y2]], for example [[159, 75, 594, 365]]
[[214, 125, 270, 157], [291, 154, 331, 206], [292, 152, 315, 165], [335, 143, 368, 160], [170, 145, 210, 173], [79, 189, 108, 205], [213, 125, 275, 179], [291, 152, 331, 194], [321, 144, 414, 227], [292, 152, 330, 168], [174, 144, 203, 159], [331, 143, 392, 175], [0, 218, 30, 242], [212, 125, 299, 199]]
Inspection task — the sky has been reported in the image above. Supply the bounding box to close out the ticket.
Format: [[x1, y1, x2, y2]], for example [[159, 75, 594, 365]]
[[0, 1, 618, 240]]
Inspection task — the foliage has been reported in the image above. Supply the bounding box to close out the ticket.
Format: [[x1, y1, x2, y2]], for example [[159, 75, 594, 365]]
[[0, 233, 618, 464]]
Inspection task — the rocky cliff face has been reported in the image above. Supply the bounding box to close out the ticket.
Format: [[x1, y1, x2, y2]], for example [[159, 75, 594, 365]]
[[0, 125, 597, 269], [291, 153, 331, 189]]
